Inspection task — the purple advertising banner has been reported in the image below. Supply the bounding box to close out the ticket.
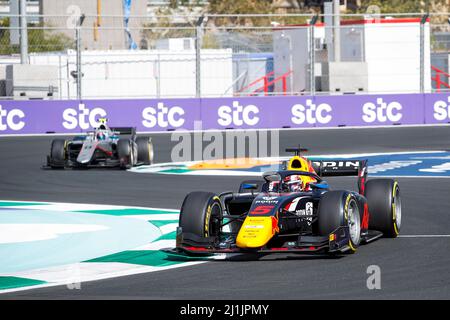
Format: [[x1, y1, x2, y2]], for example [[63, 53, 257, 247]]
[[0, 93, 448, 135], [424, 93, 450, 124]]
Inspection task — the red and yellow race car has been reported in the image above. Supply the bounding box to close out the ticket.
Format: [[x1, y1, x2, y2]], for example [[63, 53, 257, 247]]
[[166, 148, 401, 257]]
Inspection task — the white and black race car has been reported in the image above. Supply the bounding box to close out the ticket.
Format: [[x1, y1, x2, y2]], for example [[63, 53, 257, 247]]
[[45, 118, 153, 170]]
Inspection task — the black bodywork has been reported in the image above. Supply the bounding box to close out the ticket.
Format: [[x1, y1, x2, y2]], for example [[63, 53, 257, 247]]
[[171, 160, 385, 256]]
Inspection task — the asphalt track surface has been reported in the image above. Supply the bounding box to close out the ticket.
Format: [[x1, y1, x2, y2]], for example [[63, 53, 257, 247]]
[[1, 126, 450, 299]]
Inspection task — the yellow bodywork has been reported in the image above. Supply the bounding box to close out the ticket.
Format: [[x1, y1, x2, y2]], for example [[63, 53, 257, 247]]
[[235, 155, 319, 249], [286, 155, 317, 185], [236, 216, 277, 248]]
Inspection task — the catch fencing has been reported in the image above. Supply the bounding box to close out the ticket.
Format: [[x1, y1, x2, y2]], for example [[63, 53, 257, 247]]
[[0, 13, 450, 99]]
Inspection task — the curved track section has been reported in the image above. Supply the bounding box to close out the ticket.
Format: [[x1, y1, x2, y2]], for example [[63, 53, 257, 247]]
[[1, 126, 450, 299]]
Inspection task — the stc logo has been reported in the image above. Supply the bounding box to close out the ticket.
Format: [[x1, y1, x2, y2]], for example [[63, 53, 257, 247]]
[[142, 102, 185, 128], [218, 101, 259, 127], [63, 103, 106, 130], [362, 98, 402, 123], [433, 97, 450, 121], [0, 106, 25, 131], [291, 100, 332, 125]]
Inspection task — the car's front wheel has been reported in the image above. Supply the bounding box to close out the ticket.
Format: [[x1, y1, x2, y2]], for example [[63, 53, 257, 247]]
[[318, 190, 361, 253], [179, 192, 223, 240], [49, 139, 66, 169]]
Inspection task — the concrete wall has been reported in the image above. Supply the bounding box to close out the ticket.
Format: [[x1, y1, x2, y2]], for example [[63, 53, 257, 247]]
[[5, 64, 59, 99]]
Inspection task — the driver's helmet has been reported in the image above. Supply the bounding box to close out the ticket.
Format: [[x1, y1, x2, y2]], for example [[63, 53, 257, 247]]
[[96, 131, 107, 141], [284, 175, 305, 192]]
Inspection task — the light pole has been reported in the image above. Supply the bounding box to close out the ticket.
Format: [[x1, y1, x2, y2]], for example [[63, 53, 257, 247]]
[[420, 13, 429, 94], [75, 14, 85, 100], [195, 15, 206, 98], [310, 15, 319, 95], [19, 0, 28, 64], [333, 0, 341, 62]]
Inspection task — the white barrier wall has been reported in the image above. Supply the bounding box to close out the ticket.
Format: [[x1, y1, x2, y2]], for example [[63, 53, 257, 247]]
[[28, 49, 233, 99], [273, 18, 432, 94]]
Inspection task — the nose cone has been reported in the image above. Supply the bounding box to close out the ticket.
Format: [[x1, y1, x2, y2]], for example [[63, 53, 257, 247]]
[[236, 217, 276, 249]]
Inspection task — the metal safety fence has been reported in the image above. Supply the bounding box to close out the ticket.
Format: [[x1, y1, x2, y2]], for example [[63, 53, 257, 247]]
[[0, 12, 450, 100]]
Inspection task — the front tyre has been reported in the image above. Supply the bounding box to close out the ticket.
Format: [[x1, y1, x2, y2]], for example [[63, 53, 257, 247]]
[[49, 139, 66, 169], [365, 179, 401, 238], [179, 192, 223, 239], [318, 191, 361, 253]]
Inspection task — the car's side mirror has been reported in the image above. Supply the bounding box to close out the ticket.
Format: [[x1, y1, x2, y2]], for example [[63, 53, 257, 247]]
[[263, 172, 282, 183], [242, 183, 258, 190]]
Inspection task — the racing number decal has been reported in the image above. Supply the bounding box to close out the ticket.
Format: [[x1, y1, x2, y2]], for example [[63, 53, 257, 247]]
[[250, 205, 274, 215]]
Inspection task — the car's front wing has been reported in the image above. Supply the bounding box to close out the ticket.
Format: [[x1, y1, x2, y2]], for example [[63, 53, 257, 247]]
[[163, 226, 354, 256]]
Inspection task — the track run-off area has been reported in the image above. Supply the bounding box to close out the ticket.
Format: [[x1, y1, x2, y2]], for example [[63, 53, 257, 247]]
[[0, 125, 450, 299]]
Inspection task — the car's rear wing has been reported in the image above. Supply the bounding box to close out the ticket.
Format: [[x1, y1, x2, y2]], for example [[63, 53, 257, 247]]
[[110, 127, 136, 137], [311, 159, 368, 195], [311, 160, 366, 176]]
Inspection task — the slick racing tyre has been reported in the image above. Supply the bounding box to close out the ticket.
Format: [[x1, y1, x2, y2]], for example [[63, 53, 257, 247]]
[[238, 180, 265, 193], [365, 179, 401, 238], [136, 136, 154, 165], [118, 139, 136, 169], [318, 191, 361, 253], [49, 139, 66, 169], [179, 192, 223, 239]]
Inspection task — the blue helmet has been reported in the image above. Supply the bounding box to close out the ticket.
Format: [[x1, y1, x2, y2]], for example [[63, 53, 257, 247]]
[[97, 132, 106, 140]]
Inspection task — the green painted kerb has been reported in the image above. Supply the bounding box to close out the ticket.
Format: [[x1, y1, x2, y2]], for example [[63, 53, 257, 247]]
[[156, 231, 177, 241], [86, 250, 180, 267], [0, 201, 47, 207], [150, 220, 179, 228], [0, 277, 47, 290], [160, 169, 191, 174]]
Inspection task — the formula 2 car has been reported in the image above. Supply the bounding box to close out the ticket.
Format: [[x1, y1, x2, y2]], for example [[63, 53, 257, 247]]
[[168, 149, 401, 256], [45, 118, 154, 170]]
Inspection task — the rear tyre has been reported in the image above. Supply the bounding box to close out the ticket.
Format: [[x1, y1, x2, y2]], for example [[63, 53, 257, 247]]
[[136, 136, 154, 165], [49, 139, 66, 169], [179, 192, 223, 239], [117, 139, 133, 169], [365, 179, 401, 238], [238, 180, 265, 193], [318, 191, 361, 253]]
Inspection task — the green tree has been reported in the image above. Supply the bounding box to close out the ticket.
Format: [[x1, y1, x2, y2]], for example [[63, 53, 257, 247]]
[[350, 0, 448, 13], [0, 19, 73, 55]]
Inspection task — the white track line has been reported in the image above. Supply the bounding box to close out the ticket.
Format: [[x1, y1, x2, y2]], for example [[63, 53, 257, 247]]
[[122, 214, 179, 221], [398, 235, 450, 238], [130, 240, 175, 251], [0, 261, 205, 295], [159, 223, 178, 234], [0, 200, 179, 213]]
